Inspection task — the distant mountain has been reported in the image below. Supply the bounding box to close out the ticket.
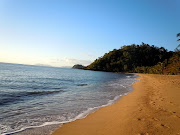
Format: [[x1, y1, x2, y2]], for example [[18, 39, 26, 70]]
[[72, 64, 85, 69]]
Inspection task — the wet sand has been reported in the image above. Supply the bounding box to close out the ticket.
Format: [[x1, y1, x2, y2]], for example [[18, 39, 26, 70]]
[[51, 74, 180, 135]]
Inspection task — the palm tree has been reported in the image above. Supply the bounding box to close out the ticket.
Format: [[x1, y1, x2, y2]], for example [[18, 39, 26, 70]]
[[177, 33, 180, 41], [177, 33, 180, 37], [177, 33, 180, 40], [175, 33, 180, 52]]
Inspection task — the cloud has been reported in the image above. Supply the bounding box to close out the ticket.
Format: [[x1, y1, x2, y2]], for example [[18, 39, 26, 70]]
[[64, 58, 92, 66], [80, 53, 94, 58], [50, 58, 93, 67]]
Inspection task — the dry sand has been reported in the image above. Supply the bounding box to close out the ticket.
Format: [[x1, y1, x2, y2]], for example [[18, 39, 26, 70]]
[[51, 74, 180, 135]]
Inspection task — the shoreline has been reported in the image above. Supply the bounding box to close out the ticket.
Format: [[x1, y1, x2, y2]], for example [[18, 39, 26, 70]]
[[11, 92, 131, 135], [51, 74, 180, 135], [10, 73, 136, 135]]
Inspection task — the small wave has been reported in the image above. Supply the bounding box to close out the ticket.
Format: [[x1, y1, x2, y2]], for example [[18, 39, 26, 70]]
[[30, 86, 63, 90], [0, 92, 129, 135], [76, 84, 88, 86], [27, 90, 63, 96], [0, 84, 63, 91], [69, 93, 126, 121], [37, 78, 74, 82], [0, 90, 64, 106], [120, 84, 126, 88]]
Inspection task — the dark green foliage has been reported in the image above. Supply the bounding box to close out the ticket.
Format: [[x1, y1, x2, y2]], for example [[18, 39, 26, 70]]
[[134, 52, 180, 75], [163, 52, 180, 75], [85, 43, 174, 73], [72, 64, 85, 69]]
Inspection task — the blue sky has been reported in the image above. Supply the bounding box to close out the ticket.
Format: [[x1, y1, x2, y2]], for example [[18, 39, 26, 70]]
[[0, 0, 179, 67]]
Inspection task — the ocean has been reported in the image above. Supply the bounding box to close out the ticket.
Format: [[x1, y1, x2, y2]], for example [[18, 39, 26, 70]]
[[0, 63, 138, 135]]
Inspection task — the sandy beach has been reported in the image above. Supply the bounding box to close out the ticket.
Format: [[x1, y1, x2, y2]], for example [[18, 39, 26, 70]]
[[51, 74, 180, 135]]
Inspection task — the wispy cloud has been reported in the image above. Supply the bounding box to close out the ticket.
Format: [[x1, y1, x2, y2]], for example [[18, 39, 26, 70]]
[[65, 58, 92, 65], [80, 53, 94, 58], [49, 58, 92, 67]]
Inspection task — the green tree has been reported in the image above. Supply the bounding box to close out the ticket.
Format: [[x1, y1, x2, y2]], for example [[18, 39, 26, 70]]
[[85, 43, 174, 73]]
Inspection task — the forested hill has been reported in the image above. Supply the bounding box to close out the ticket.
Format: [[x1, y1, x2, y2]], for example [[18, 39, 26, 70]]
[[85, 43, 180, 74]]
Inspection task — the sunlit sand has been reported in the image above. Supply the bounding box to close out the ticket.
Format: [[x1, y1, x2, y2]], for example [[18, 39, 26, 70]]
[[52, 74, 180, 135]]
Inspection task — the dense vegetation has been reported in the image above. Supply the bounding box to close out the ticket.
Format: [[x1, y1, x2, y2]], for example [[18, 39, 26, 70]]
[[72, 64, 85, 69], [85, 42, 180, 75]]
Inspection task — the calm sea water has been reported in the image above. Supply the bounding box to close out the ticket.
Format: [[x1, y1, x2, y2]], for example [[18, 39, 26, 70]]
[[0, 63, 138, 135]]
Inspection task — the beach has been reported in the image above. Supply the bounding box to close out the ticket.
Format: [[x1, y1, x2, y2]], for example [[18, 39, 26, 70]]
[[51, 74, 180, 135]]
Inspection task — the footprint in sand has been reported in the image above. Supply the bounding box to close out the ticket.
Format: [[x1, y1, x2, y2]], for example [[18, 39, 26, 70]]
[[161, 124, 170, 128], [137, 118, 145, 121], [169, 101, 176, 105], [160, 98, 165, 101], [138, 133, 149, 135], [137, 118, 141, 121], [169, 111, 178, 117], [149, 101, 156, 106], [152, 117, 159, 121]]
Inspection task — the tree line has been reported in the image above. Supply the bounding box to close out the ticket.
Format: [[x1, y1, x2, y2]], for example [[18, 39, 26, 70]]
[[85, 41, 180, 75]]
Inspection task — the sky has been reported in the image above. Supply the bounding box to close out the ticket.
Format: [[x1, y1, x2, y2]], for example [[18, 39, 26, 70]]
[[0, 0, 179, 67]]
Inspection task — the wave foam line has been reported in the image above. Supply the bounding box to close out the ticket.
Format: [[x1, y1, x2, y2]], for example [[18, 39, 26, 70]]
[[2, 92, 131, 135]]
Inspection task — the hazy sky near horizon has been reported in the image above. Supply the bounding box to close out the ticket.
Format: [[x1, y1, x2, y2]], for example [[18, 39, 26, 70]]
[[0, 0, 179, 67]]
